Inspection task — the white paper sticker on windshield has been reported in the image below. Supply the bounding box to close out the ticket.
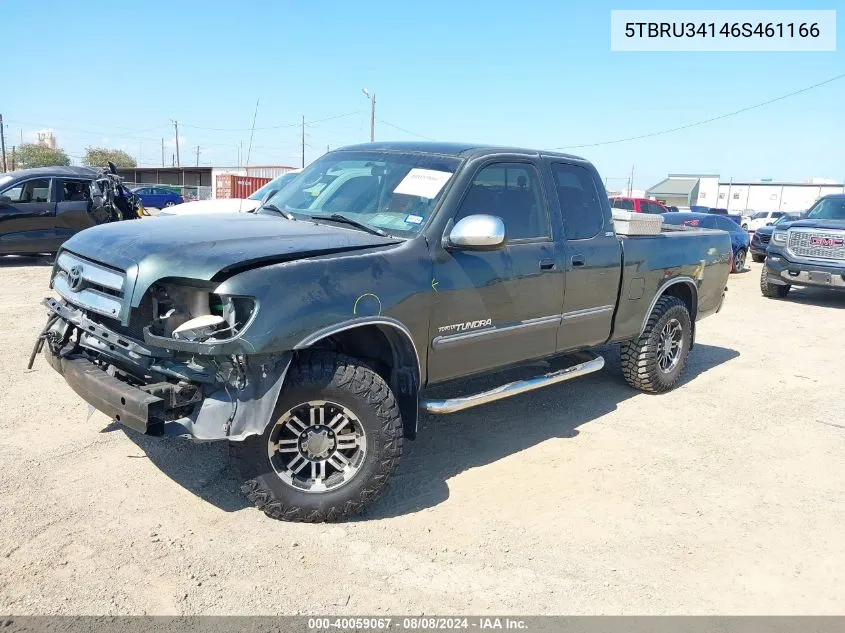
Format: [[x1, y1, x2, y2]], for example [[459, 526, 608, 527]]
[[394, 169, 453, 199]]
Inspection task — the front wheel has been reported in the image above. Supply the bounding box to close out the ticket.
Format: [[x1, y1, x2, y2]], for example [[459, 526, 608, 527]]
[[231, 351, 404, 522], [621, 295, 692, 394], [751, 253, 766, 263], [164, 200, 177, 208], [760, 266, 790, 298]]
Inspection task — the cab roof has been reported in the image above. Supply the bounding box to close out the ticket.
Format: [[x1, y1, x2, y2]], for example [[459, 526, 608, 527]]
[[334, 141, 587, 162]]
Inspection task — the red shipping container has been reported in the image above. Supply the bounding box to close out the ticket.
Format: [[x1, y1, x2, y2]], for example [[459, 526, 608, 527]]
[[215, 174, 272, 199]]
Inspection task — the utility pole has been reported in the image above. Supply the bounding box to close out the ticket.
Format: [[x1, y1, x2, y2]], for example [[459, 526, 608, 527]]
[[196, 145, 200, 167], [171, 119, 180, 167], [629, 165, 635, 196], [301, 115, 305, 168], [361, 89, 375, 142], [171, 153, 175, 167], [0, 114, 7, 172], [10, 146, 14, 171], [161, 138, 165, 167]]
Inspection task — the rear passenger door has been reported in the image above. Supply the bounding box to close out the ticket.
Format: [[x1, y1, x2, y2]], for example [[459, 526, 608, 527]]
[[551, 162, 622, 352]]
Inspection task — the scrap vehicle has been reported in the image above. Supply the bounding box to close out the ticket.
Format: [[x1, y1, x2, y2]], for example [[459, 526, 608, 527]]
[[749, 212, 803, 262], [661, 211, 750, 273], [761, 194, 845, 298], [31, 142, 732, 522], [0, 164, 142, 256]]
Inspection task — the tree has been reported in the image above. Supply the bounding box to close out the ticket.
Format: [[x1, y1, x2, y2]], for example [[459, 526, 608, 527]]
[[15, 143, 71, 169], [82, 147, 137, 169]]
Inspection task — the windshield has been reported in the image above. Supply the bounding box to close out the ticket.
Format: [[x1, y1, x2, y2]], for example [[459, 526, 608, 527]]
[[751, 211, 768, 220], [775, 213, 799, 225], [249, 172, 299, 201], [260, 151, 461, 236], [806, 197, 845, 220]]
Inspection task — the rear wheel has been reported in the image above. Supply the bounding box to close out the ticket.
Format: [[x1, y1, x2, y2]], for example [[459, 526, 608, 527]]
[[732, 248, 746, 273], [760, 266, 790, 298], [621, 295, 692, 394], [231, 351, 403, 522], [751, 253, 766, 263]]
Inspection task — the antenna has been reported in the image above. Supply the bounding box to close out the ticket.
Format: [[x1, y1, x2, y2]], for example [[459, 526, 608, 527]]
[[238, 98, 260, 215]]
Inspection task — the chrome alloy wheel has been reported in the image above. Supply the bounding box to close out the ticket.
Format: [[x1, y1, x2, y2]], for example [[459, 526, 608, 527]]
[[267, 400, 367, 494], [657, 318, 684, 373], [734, 249, 746, 271]]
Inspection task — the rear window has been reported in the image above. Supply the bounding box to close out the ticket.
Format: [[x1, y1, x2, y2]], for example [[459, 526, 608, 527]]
[[611, 198, 634, 210]]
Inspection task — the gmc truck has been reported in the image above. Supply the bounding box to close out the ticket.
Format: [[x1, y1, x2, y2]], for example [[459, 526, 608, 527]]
[[32, 142, 731, 522], [761, 194, 845, 298]]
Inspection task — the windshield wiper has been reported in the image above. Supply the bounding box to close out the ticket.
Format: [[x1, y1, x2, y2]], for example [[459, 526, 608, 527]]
[[310, 213, 388, 237], [259, 203, 296, 220]]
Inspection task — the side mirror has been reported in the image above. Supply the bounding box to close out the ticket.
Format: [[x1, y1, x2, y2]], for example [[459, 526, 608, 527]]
[[0, 196, 11, 206], [445, 214, 506, 251]]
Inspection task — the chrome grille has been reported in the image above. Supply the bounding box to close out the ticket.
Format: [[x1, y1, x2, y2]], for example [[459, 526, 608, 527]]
[[787, 229, 845, 261], [759, 233, 771, 244], [53, 251, 127, 320]]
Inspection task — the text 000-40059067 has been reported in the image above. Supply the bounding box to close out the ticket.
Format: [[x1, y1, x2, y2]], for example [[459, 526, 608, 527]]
[[610, 10, 836, 51]]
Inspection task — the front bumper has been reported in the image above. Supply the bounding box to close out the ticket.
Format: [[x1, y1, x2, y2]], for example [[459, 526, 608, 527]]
[[44, 347, 167, 435], [39, 298, 292, 441], [749, 235, 770, 257], [763, 252, 845, 289]]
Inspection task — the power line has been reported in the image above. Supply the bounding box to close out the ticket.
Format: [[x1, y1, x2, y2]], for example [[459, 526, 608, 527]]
[[181, 110, 363, 132], [376, 119, 436, 141], [551, 72, 845, 150]]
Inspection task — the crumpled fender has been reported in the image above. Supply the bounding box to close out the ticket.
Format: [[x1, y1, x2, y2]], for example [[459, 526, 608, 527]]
[[163, 352, 292, 441]]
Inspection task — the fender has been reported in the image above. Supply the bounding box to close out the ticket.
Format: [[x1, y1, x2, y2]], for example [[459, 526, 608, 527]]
[[639, 276, 699, 335]]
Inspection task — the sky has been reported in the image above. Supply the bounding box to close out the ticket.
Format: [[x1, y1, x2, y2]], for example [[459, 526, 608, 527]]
[[1, 0, 843, 190]]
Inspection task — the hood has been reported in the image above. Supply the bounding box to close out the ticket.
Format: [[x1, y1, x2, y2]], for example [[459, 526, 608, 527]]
[[783, 218, 845, 232], [61, 214, 400, 302], [157, 198, 261, 216]]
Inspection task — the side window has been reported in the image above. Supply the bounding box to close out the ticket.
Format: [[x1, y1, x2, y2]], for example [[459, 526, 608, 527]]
[[60, 180, 90, 202], [0, 179, 50, 203], [454, 162, 549, 240], [550, 162, 604, 240], [717, 217, 736, 231]]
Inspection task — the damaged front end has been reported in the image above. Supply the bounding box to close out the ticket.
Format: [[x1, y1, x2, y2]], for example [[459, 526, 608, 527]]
[[34, 258, 291, 441]]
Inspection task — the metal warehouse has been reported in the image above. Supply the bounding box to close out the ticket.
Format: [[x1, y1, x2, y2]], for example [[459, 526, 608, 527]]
[[647, 173, 845, 213]]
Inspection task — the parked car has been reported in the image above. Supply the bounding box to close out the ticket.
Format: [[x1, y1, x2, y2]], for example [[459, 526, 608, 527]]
[[708, 207, 729, 215], [665, 205, 680, 213], [761, 194, 845, 298], [662, 211, 750, 273], [749, 212, 803, 262], [609, 196, 667, 214], [726, 214, 744, 227], [159, 169, 303, 217], [34, 141, 731, 522], [744, 210, 788, 233], [0, 165, 138, 255], [131, 186, 184, 209]]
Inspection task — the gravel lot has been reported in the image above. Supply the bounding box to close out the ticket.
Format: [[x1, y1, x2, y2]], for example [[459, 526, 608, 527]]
[[1, 258, 843, 615]]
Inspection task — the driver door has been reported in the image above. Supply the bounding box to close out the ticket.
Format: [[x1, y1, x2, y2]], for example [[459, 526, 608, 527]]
[[427, 160, 565, 383]]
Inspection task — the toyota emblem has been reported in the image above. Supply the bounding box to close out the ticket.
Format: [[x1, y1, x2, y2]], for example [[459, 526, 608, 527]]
[[68, 265, 84, 291]]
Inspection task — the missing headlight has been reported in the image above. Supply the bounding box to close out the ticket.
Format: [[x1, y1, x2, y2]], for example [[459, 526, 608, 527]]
[[149, 282, 255, 341]]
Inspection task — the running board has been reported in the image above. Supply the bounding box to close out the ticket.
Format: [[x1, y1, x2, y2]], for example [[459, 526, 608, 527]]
[[421, 353, 605, 415]]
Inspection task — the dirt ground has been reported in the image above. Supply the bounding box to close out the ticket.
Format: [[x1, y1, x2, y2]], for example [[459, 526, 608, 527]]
[[0, 257, 843, 616]]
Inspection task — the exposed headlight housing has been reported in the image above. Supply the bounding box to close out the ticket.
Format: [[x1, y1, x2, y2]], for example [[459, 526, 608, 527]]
[[149, 282, 256, 342], [772, 230, 788, 244]]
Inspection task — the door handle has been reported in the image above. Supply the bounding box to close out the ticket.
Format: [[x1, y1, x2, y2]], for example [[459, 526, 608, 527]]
[[539, 258, 556, 270], [571, 255, 586, 267]]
